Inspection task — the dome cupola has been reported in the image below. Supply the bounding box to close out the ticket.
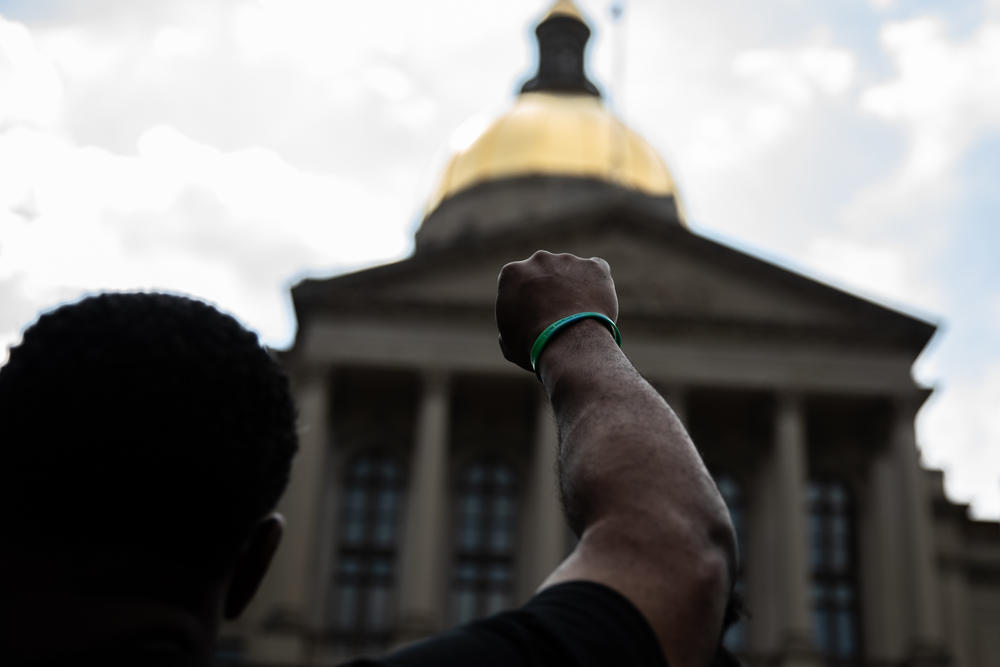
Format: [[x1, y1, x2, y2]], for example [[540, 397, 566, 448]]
[[417, 1, 684, 251], [520, 0, 601, 97]]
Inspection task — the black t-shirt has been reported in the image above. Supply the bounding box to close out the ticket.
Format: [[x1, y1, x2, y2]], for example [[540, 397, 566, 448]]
[[342, 581, 668, 667]]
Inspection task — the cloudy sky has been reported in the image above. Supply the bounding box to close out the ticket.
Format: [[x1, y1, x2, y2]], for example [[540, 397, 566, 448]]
[[1, 0, 998, 519]]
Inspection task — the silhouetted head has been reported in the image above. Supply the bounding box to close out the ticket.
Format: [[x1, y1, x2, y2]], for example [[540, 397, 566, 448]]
[[0, 292, 298, 661]]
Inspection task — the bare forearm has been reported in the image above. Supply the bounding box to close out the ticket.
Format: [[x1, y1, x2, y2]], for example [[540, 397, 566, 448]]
[[541, 320, 733, 556], [495, 252, 736, 665], [539, 321, 737, 665]]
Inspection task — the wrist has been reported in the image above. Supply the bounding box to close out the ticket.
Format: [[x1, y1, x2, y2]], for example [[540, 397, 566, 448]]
[[530, 313, 621, 380], [536, 318, 623, 386]]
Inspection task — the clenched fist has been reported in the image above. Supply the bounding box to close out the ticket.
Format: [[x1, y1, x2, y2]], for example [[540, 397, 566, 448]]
[[496, 251, 619, 372]]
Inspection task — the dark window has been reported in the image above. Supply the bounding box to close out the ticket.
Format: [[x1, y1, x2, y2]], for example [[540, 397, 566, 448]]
[[451, 458, 519, 625], [330, 452, 404, 649], [714, 472, 747, 652], [808, 479, 860, 663]]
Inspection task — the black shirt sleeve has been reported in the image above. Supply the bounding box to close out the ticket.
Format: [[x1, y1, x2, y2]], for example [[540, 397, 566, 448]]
[[341, 580, 668, 667]]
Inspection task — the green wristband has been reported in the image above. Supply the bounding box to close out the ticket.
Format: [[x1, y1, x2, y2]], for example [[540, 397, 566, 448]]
[[529, 312, 623, 380]]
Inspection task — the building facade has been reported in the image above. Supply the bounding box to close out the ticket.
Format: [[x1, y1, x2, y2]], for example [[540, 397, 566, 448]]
[[225, 4, 1000, 666]]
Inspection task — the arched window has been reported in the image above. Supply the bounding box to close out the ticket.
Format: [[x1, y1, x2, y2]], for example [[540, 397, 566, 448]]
[[451, 458, 519, 625], [808, 479, 860, 662], [714, 472, 747, 652], [330, 452, 404, 649]]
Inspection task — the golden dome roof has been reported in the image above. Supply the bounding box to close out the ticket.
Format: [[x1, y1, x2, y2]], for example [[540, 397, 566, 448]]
[[544, 0, 585, 21], [426, 92, 680, 214], [424, 1, 683, 220]]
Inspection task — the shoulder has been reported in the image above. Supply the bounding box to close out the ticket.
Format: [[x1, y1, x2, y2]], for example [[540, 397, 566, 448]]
[[341, 581, 667, 667]]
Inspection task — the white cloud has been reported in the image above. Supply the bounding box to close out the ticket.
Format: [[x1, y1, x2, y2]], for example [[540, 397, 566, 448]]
[[848, 18, 1000, 228], [918, 365, 1000, 519], [0, 7, 431, 358], [0, 123, 409, 356], [802, 236, 941, 313], [0, 16, 64, 128], [680, 42, 856, 172], [151, 24, 208, 60], [733, 45, 855, 106]]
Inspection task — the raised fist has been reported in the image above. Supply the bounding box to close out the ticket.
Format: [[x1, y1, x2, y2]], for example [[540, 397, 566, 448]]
[[496, 251, 619, 372]]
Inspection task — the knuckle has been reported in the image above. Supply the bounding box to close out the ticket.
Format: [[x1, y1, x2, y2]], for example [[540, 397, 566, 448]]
[[497, 260, 522, 283]]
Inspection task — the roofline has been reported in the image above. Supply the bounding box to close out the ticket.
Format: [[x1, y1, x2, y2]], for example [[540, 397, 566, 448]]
[[292, 212, 937, 352]]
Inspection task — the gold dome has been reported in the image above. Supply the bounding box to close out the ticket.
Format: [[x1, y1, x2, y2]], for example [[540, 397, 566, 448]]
[[423, 1, 683, 221], [544, 0, 585, 21], [426, 92, 682, 216]]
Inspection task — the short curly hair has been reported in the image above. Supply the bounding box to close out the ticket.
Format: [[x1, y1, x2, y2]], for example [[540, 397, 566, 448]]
[[0, 292, 298, 577]]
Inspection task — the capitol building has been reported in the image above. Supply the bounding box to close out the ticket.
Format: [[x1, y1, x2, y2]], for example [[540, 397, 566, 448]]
[[223, 3, 1000, 666]]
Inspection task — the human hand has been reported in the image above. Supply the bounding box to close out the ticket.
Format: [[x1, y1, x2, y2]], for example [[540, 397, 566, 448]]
[[496, 251, 619, 372]]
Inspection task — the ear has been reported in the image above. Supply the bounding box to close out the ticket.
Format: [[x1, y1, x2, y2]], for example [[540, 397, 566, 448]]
[[223, 513, 284, 620]]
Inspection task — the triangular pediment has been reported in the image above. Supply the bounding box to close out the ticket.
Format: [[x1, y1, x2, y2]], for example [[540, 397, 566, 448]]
[[293, 216, 934, 353]]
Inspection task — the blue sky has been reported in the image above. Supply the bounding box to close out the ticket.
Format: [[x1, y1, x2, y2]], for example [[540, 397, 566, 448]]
[[1, 0, 998, 518]]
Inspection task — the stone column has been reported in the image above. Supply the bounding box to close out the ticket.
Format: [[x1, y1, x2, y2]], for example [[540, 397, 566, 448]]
[[746, 452, 779, 654], [773, 393, 820, 667], [942, 563, 972, 667], [396, 371, 451, 642], [861, 449, 906, 663], [246, 368, 332, 664], [520, 390, 567, 599], [892, 399, 945, 662]]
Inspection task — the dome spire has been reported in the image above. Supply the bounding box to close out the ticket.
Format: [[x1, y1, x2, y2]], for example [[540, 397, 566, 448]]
[[520, 1, 600, 97]]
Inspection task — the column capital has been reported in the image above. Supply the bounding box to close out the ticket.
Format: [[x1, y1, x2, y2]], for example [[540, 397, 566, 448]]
[[776, 389, 805, 410], [420, 368, 451, 393]]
